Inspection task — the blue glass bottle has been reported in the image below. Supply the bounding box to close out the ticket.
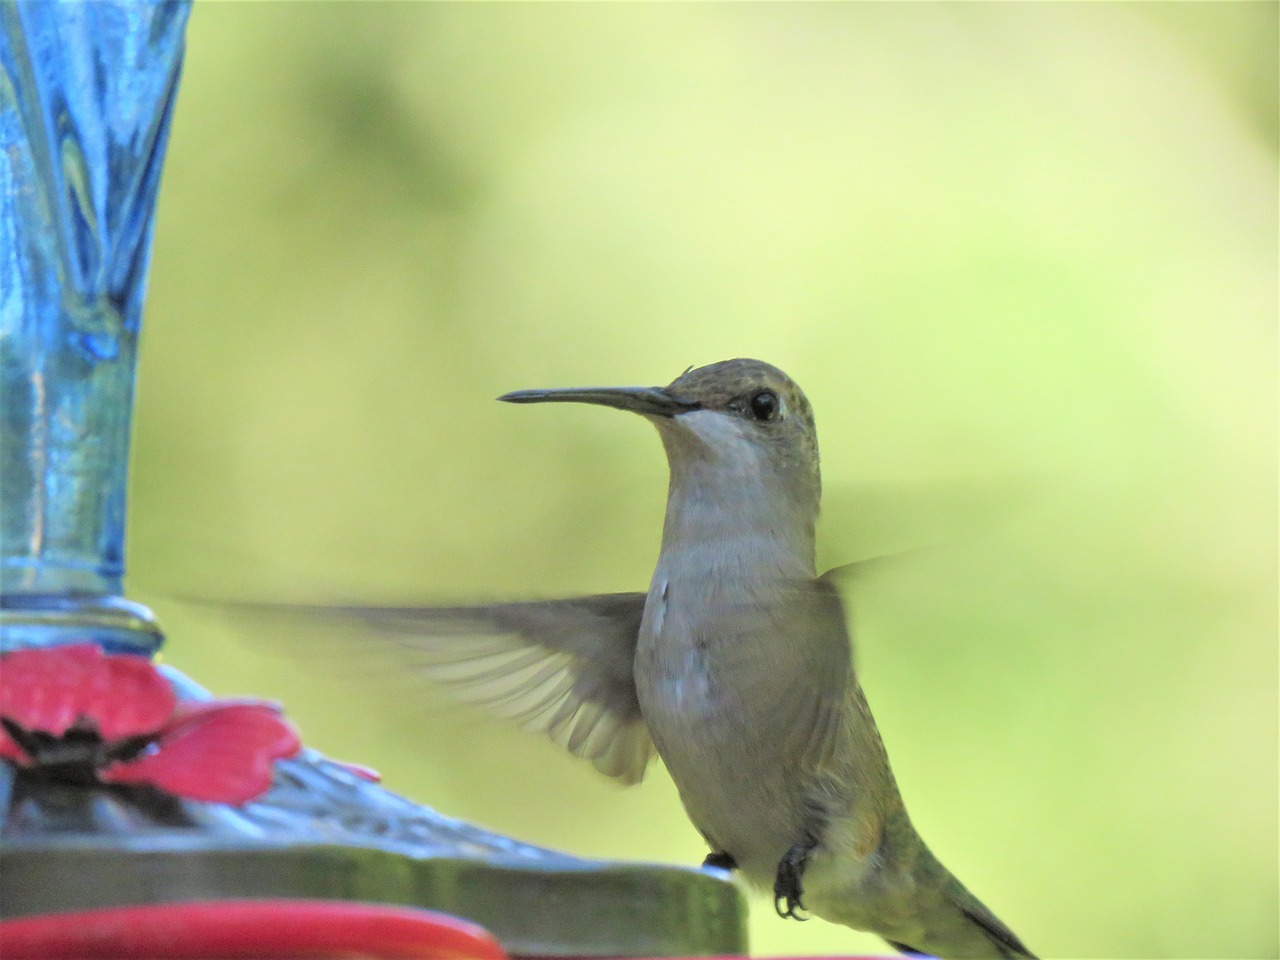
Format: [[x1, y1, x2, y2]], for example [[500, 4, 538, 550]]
[[1, 1, 189, 654]]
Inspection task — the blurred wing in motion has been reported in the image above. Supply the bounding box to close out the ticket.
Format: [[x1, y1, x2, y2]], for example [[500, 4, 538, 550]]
[[237, 593, 653, 785]]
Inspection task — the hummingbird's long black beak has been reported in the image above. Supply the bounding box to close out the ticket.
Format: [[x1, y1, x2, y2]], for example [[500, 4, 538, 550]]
[[498, 385, 700, 418]]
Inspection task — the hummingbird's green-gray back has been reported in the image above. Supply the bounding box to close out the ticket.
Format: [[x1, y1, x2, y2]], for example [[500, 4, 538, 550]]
[[271, 359, 1035, 958]]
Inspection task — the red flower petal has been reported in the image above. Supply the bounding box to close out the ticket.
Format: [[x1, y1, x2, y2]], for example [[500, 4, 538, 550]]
[[0, 643, 174, 741], [0, 644, 101, 736], [0, 722, 28, 764], [87, 653, 178, 742], [102, 700, 301, 804]]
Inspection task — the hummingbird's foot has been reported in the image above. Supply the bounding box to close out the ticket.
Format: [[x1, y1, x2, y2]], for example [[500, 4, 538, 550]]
[[702, 850, 738, 871], [773, 842, 812, 921]]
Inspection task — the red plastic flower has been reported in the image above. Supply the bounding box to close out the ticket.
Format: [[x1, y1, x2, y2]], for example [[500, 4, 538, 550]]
[[0, 643, 300, 805]]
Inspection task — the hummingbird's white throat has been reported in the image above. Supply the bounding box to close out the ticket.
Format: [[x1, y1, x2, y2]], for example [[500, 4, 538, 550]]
[[652, 409, 818, 582]]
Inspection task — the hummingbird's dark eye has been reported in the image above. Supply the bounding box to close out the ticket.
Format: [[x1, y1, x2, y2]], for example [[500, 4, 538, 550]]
[[749, 390, 779, 422]]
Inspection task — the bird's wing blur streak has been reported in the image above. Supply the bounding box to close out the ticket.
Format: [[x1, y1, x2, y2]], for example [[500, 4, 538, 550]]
[[237, 593, 654, 784]]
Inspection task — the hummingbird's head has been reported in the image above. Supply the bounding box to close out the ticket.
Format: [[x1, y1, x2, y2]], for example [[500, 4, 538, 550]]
[[500, 358, 822, 512], [657, 358, 821, 509]]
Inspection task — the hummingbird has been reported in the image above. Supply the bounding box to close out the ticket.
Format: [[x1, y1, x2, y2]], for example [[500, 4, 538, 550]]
[[278, 359, 1034, 958]]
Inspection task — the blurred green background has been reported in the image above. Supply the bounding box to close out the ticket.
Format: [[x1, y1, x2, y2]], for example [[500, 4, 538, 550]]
[[129, 4, 1276, 957]]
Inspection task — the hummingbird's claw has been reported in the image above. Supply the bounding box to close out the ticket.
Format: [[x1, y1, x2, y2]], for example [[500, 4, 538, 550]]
[[773, 842, 812, 921], [702, 850, 738, 871]]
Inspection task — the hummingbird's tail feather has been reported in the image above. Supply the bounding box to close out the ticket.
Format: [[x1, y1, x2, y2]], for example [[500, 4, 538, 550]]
[[883, 938, 930, 957], [825, 815, 1034, 960], [950, 893, 1035, 959], [888, 846, 1036, 960]]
